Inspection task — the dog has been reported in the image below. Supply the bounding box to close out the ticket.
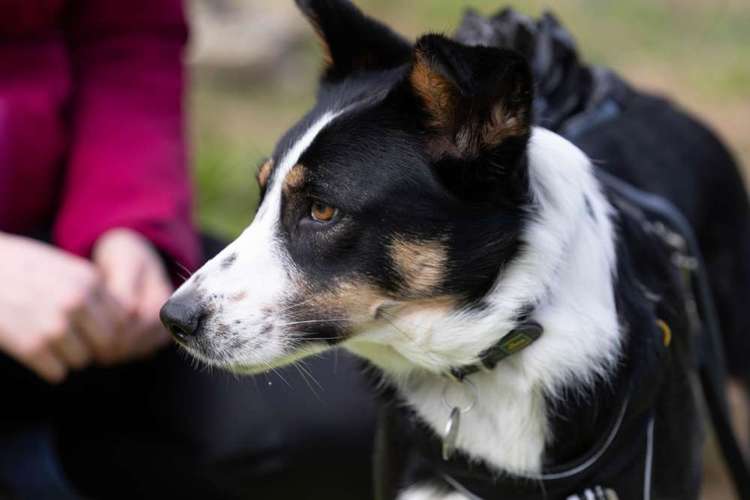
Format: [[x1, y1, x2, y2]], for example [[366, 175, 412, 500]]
[[161, 1, 750, 498]]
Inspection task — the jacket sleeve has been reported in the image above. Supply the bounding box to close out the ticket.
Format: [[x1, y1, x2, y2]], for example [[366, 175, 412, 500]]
[[53, 0, 200, 271]]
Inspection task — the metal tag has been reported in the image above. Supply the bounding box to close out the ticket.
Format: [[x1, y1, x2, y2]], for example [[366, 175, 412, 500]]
[[442, 407, 461, 461]]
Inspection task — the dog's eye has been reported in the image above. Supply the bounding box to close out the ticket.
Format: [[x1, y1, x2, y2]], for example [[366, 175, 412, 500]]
[[311, 202, 337, 223]]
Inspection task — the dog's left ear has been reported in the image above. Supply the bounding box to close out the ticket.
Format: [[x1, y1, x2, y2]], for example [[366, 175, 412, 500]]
[[295, 0, 412, 82], [409, 34, 533, 162]]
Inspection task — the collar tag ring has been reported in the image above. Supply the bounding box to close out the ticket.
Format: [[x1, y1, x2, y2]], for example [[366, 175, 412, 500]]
[[441, 377, 479, 414], [441, 378, 479, 461]]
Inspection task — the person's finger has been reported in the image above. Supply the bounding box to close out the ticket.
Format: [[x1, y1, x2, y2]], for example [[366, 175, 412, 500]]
[[124, 264, 174, 359], [50, 327, 92, 370], [95, 259, 147, 363], [101, 258, 144, 318], [114, 308, 170, 362], [129, 324, 171, 361], [71, 290, 120, 363], [139, 272, 173, 323], [23, 348, 68, 384]]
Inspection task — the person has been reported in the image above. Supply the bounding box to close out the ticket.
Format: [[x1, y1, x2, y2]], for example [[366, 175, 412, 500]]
[[0, 0, 198, 378], [0, 2, 375, 499], [0, 0, 200, 497]]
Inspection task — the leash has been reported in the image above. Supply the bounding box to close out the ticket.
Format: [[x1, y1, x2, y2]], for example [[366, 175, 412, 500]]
[[598, 171, 750, 499]]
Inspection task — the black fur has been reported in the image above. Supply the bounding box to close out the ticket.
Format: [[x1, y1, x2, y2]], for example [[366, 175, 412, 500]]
[[295, 0, 412, 82]]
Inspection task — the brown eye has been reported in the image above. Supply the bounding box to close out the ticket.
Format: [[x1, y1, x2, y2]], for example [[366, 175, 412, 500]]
[[311, 202, 337, 223]]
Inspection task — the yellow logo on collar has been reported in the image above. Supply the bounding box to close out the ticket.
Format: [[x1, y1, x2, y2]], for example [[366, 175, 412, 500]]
[[656, 319, 672, 347], [500, 332, 535, 354]]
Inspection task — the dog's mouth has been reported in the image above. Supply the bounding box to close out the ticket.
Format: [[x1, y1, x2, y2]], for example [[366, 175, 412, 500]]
[[162, 295, 360, 373], [176, 328, 345, 376], [224, 344, 331, 375]]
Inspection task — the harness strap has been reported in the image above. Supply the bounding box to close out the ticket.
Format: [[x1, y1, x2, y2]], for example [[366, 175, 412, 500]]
[[435, 175, 750, 499], [598, 171, 750, 499]]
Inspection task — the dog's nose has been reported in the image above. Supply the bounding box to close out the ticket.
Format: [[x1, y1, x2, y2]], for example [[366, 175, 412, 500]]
[[160, 293, 207, 342]]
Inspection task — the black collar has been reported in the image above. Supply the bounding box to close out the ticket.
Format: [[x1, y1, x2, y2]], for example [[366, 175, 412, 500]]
[[448, 321, 544, 381]]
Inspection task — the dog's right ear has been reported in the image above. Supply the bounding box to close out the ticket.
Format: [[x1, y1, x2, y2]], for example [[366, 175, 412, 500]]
[[295, 0, 412, 82]]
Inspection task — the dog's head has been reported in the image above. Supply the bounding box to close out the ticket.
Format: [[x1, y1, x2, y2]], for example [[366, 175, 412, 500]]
[[161, 0, 534, 374]]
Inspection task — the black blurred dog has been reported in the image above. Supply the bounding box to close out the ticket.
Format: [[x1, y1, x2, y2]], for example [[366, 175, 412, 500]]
[[162, 2, 750, 498]]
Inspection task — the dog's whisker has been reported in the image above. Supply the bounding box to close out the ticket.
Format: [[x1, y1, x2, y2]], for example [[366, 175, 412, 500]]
[[293, 361, 323, 401], [275, 296, 321, 314], [257, 360, 293, 389], [298, 360, 324, 392], [270, 367, 293, 389], [276, 318, 350, 327], [174, 260, 193, 278]]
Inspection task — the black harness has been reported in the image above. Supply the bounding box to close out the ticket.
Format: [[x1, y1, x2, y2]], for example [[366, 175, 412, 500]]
[[434, 345, 664, 500], [600, 172, 750, 499], [375, 173, 750, 500]]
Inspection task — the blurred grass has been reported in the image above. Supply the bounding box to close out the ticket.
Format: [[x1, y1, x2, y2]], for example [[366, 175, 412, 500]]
[[190, 0, 750, 241], [191, 81, 315, 236]]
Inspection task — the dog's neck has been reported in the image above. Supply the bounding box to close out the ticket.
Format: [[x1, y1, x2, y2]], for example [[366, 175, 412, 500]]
[[346, 129, 621, 475]]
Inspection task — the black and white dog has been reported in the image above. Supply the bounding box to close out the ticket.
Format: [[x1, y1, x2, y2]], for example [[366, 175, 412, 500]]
[[161, 1, 750, 498]]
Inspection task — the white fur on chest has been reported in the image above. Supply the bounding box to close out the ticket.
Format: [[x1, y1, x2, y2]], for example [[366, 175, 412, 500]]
[[347, 128, 621, 476], [398, 368, 548, 473]]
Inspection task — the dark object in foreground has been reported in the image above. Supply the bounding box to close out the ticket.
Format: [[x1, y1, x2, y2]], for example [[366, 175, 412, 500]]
[[0, 236, 376, 500]]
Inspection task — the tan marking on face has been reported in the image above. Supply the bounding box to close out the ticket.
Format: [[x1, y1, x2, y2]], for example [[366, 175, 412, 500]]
[[389, 237, 448, 298], [283, 164, 306, 194], [306, 280, 390, 323], [388, 296, 458, 319], [257, 158, 273, 189], [281, 279, 388, 339], [287, 276, 459, 342]]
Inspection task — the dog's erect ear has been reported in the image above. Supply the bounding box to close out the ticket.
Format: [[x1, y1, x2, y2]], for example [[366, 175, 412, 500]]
[[409, 34, 533, 160], [295, 0, 412, 81]]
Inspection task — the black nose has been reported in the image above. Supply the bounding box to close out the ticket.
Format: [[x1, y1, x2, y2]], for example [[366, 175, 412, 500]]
[[160, 293, 207, 342]]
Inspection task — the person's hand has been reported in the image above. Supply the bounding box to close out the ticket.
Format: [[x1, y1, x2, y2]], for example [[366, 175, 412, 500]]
[[0, 233, 119, 383], [92, 228, 174, 363]]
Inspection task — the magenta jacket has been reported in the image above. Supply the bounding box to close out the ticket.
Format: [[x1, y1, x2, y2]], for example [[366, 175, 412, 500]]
[[0, 0, 199, 270]]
